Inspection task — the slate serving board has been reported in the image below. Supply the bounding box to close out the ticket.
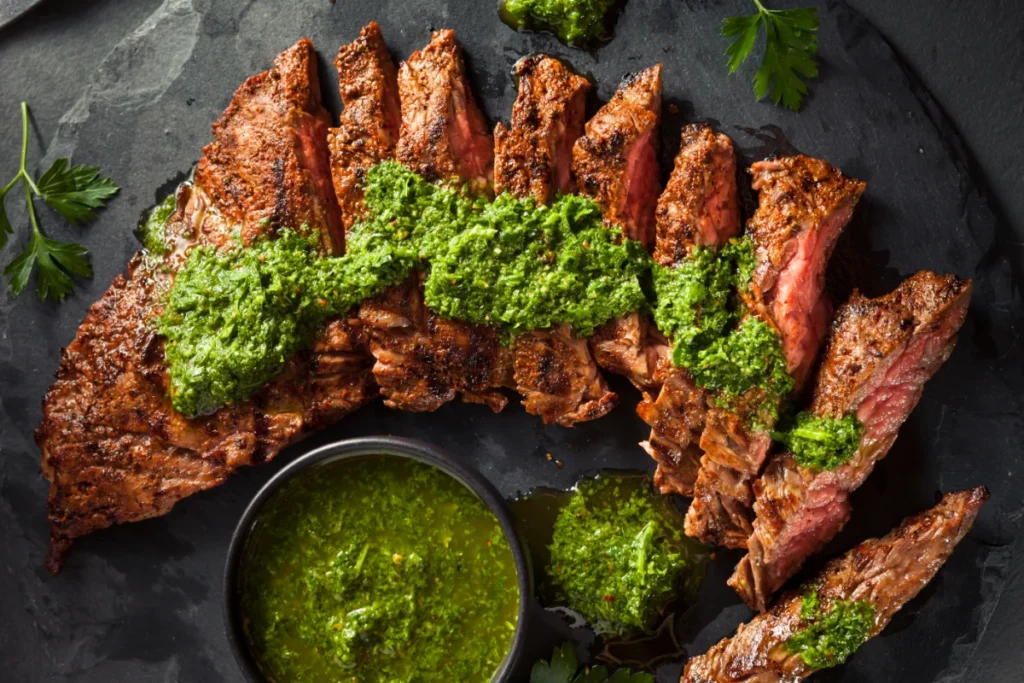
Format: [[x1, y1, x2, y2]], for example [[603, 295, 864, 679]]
[[0, 0, 1021, 681]]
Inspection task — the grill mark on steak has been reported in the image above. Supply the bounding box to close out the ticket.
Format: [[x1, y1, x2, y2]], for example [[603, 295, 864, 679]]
[[492, 54, 617, 425], [574, 65, 668, 394], [683, 487, 987, 682], [685, 156, 866, 549], [36, 39, 377, 572], [729, 271, 972, 610], [359, 29, 512, 413], [638, 124, 740, 496]]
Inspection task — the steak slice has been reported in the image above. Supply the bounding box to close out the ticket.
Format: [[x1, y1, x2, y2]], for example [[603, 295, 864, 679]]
[[729, 271, 972, 610], [328, 21, 402, 234], [686, 156, 866, 549], [574, 65, 667, 392], [395, 29, 494, 188], [683, 487, 988, 682], [494, 54, 588, 202], [493, 54, 617, 425], [359, 29, 512, 413], [652, 124, 741, 266], [572, 65, 662, 249], [36, 40, 376, 572], [638, 124, 740, 495]]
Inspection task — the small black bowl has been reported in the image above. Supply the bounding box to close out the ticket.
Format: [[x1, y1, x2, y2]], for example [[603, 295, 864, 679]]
[[223, 436, 532, 683]]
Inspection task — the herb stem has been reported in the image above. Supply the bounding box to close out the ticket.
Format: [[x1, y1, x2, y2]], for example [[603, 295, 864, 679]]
[[24, 176, 40, 237], [18, 102, 41, 196]]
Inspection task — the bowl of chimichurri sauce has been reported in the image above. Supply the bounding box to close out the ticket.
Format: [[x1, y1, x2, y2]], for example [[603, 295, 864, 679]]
[[223, 437, 530, 683]]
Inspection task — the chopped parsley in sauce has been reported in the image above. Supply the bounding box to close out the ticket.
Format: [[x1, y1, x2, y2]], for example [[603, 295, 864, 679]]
[[500, 0, 619, 46], [652, 238, 792, 422], [784, 589, 875, 670], [159, 162, 647, 416], [158, 163, 792, 418], [239, 456, 519, 683], [547, 475, 705, 636], [773, 411, 865, 471]]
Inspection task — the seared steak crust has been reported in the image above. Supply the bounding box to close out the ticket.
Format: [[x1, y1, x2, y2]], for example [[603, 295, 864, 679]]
[[493, 54, 616, 425], [639, 124, 740, 495], [747, 156, 867, 389], [494, 54, 589, 203], [575, 66, 667, 392], [652, 124, 740, 267], [359, 29, 511, 413], [328, 22, 402, 234], [686, 156, 865, 549], [730, 271, 972, 610], [395, 29, 494, 187], [683, 488, 988, 682], [572, 65, 662, 250], [36, 40, 376, 572]]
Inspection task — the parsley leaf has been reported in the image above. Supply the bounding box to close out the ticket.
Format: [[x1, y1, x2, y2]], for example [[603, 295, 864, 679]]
[[530, 643, 654, 683], [37, 158, 119, 225], [722, 2, 819, 111], [0, 102, 117, 300], [531, 642, 579, 683], [4, 229, 92, 301]]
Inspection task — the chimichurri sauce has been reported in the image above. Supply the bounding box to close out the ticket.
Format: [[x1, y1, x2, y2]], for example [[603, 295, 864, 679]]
[[239, 456, 520, 683], [537, 474, 707, 637], [499, 0, 623, 48]]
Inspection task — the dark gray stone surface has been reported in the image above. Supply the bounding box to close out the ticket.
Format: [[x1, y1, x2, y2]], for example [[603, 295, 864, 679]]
[[0, 1, 1021, 681]]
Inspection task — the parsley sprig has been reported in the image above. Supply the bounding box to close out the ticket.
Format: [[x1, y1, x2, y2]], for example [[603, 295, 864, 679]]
[[0, 102, 118, 301], [531, 642, 653, 683], [722, 1, 820, 111]]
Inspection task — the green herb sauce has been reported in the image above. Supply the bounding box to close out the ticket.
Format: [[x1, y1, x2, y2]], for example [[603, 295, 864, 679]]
[[652, 238, 792, 421], [784, 590, 875, 670], [546, 475, 705, 636], [159, 162, 647, 416], [159, 163, 792, 419], [773, 411, 864, 471], [138, 194, 176, 255], [157, 231, 366, 417], [239, 456, 520, 683], [501, 0, 618, 45]]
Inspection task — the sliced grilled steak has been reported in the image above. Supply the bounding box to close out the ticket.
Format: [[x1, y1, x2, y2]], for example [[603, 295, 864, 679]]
[[652, 124, 741, 266], [493, 55, 617, 425], [36, 40, 376, 572], [395, 29, 494, 188], [574, 65, 667, 391], [638, 124, 740, 495], [749, 157, 868, 388], [494, 54, 588, 202], [359, 29, 512, 413], [729, 271, 972, 610], [683, 487, 988, 682], [572, 64, 662, 249], [686, 156, 866, 549], [328, 21, 401, 234]]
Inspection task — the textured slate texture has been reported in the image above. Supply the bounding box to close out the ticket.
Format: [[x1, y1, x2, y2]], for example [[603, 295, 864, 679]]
[[0, 1, 1021, 681]]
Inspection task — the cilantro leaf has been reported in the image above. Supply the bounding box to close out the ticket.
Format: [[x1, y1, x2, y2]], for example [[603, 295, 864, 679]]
[[530, 643, 654, 683], [37, 158, 119, 225], [4, 229, 92, 301], [0, 191, 11, 252], [721, 2, 819, 111]]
